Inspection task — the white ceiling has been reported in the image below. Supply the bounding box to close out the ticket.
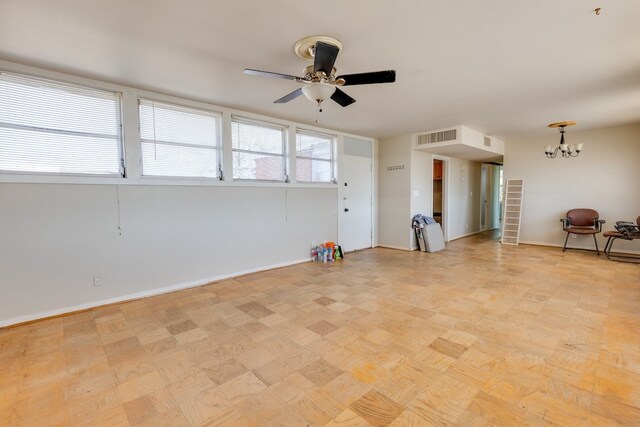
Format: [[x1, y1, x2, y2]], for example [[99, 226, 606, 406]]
[[1, 0, 639, 140]]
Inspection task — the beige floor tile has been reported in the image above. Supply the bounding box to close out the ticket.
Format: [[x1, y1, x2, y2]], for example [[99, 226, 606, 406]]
[[4, 235, 640, 425]]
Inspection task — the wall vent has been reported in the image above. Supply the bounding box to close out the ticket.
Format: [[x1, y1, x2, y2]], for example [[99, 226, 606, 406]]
[[386, 165, 405, 171], [484, 136, 491, 147], [416, 129, 457, 146]]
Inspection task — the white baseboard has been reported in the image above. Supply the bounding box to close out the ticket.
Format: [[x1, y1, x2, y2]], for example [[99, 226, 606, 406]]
[[376, 244, 413, 251], [0, 257, 310, 328], [518, 240, 640, 255], [517, 240, 564, 249], [448, 231, 482, 241]]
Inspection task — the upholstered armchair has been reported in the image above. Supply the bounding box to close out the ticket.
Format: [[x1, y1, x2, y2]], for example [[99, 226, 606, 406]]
[[560, 209, 605, 254]]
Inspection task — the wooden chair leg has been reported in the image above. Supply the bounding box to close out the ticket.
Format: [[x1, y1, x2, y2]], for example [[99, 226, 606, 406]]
[[563, 233, 570, 252], [593, 234, 600, 255]]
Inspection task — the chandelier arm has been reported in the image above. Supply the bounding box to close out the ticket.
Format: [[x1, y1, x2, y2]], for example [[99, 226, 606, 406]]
[[545, 122, 581, 159]]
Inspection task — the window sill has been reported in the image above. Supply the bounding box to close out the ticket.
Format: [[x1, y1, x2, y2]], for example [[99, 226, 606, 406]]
[[0, 173, 338, 189]]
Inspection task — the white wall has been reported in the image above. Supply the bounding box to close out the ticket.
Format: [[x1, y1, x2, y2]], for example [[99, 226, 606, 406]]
[[0, 61, 376, 326], [447, 158, 482, 239], [459, 126, 505, 156], [504, 123, 640, 252], [378, 133, 483, 249], [378, 134, 412, 249], [410, 150, 433, 248], [0, 184, 337, 326]]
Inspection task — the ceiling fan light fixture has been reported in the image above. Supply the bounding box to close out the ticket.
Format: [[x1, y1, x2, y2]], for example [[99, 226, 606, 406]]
[[302, 82, 336, 103], [244, 35, 395, 110]]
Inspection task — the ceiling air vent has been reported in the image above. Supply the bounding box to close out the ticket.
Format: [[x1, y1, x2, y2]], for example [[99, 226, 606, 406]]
[[484, 136, 491, 147], [416, 129, 457, 146]]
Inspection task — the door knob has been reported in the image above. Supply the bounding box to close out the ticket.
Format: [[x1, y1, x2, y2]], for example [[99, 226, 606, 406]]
[[344, 208, 349, 212]]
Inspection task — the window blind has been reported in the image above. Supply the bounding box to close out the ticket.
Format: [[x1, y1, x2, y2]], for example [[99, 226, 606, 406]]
[[0, 71, 123, 175], [139, 100, 221, 178]]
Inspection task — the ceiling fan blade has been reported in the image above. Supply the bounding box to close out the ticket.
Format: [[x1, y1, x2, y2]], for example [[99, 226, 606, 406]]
[[330, 88, 356, 107], [338, 70, 396, 86], [243, 69, 301, 81], [313, 42, 340, 75], [274, 88, 303, 103]]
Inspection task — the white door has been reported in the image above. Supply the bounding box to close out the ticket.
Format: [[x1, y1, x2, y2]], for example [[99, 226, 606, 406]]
[[340, 137, 372, 252], [480, 165, 487, 231]]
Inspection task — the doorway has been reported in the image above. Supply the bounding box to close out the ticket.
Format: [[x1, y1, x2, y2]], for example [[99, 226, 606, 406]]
[[480, 163, 503, 232], [340, 137, 373, 252], [432, 158, 445, 239], [480, 165, 488, 231]]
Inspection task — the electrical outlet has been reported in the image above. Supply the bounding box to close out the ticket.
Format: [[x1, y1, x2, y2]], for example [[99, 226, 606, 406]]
[[93, 275, 102, 287], [570, 233, 577, 239], [466, 223, 469, 229]]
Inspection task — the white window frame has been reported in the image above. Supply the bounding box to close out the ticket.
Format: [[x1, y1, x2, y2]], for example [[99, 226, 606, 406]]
[[295, 128, 337, 184], [0, 61, 364, 188], [231, 115, 288, 182], [0, 70, 124, 177], [138, 99, 223, 179]]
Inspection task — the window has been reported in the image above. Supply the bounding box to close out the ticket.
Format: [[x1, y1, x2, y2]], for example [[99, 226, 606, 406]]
[[139, 100, 221, 178], [0, 71, 123, 175], [231, 117, 287, 181], [296, 129, 336, 183]]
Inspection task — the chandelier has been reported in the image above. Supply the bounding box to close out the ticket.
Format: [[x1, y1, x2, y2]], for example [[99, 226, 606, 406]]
[[545, 121, 582, 158]]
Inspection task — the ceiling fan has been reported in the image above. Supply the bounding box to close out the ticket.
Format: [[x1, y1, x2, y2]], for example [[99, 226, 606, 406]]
[[243, 35, 396, 112]]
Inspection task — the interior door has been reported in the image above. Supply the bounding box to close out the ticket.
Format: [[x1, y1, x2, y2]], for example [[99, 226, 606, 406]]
[[340, 137, 372, 252], [480, 165, 487, 231]]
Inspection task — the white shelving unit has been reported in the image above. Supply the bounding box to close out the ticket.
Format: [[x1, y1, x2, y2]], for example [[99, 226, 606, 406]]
[[501, 179, 524, 245]]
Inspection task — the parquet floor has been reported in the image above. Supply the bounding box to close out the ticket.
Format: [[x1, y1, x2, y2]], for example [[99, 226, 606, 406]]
[[2, 233, 640, 426]]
